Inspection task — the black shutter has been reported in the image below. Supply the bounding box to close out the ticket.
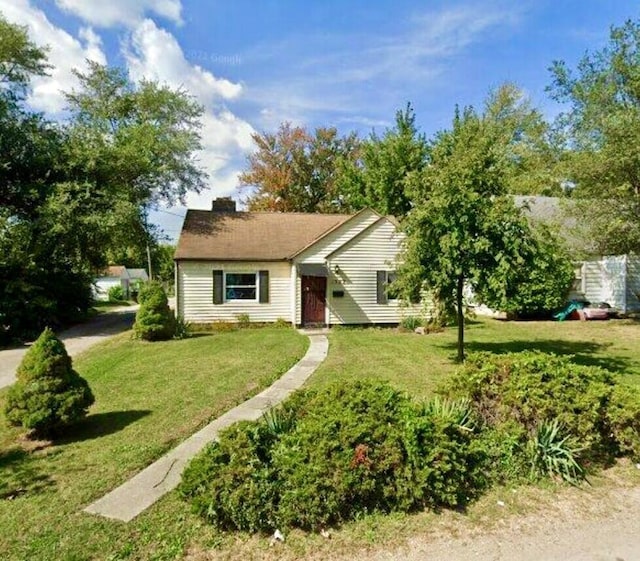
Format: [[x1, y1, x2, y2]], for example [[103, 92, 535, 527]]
[[212, 270, 223, 304], [376, 270, 387, 304], [259, 270, 269, 303]]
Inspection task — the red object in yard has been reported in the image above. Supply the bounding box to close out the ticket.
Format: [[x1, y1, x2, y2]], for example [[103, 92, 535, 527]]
[[568, 309, 582, 320], [582, 307, 610, 320]]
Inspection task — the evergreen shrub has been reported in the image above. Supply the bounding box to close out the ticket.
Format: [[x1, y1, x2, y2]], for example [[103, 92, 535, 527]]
[[133, 282, 175, 341], [4, 327, 94, 436]]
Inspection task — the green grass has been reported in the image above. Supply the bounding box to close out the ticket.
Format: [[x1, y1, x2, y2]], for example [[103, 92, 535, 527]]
[[310, 318, 640, 399], [2, 318, 640, 560], [0, 327, 308, 561]]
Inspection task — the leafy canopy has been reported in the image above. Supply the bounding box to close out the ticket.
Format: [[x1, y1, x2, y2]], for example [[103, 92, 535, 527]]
[[398, 86, 571, 361], [549, 18, 640, 253], [240, 123, 360, 213]]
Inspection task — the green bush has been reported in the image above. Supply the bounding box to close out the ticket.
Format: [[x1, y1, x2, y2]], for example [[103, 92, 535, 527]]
[[235, 313, 251, 328], [179, 422, 280, 532], [606, 385, 640, 460], [400, 315, 422, 331], [173, 315, 191, 340], [477, 228, 574, 317], [107, 284, 125, 303], [444, 352, 616, 461], [133, 282, 176, 341], [4, 327, 94, 436], [180, 381, 485, 532]]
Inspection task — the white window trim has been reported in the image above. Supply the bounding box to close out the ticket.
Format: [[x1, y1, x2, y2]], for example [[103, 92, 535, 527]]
[[224, 271, 259, 302]]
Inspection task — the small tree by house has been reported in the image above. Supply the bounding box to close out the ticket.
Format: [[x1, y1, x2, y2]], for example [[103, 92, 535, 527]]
[[4, 327, 94, 436], [133, 281, 176, 341], [398, 87, 570, 362]]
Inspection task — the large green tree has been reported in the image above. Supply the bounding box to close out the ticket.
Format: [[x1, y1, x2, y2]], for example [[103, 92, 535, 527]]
[[549, 18, 640, 253], [399, 90, 571, 362], [337, 103, 428, 217], [0, 16, 205, 343], [240, 123, 360, 213]]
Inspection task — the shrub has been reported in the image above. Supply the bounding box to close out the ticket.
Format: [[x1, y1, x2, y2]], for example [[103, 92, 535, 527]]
[[107, 284, 125, 303], [181, 381, 485, 532], [4, 327, 94, 436], [180, 422, 280, 532], [400, 315, 422, 331], [235, 313, 251, 328], [133, 282, 176, 341], [274, 317, 292, 329], [173, 315, 191, 340], [444, 351, 616, 461], [477, 228, 574, 317], [607, 385, 640, 460]]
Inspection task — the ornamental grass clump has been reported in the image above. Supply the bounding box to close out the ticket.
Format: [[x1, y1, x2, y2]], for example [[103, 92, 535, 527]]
[[133, 281, 176, 341], [4, 327, 94, 437]]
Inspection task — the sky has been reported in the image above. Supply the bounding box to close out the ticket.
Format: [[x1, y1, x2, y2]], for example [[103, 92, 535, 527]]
[[2, 0, 639, 240]]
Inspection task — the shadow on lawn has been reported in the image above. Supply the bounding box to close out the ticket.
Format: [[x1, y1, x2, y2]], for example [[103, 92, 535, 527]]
[[441, 339, 631, 372], [0, 447, 55, 499], [55, 409, 151, 444]]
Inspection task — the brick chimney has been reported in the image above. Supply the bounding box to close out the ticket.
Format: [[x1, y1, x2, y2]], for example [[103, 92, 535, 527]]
[[211, 197, 236, 212]]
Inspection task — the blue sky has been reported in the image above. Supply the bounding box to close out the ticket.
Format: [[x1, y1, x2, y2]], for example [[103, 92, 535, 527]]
[[2, 0, 639, 240]]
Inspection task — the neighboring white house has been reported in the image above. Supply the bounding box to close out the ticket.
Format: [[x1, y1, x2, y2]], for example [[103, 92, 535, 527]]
[[516, 196, 640, 313], [174, 198, 423, 326], [93, 266, 149, 301]]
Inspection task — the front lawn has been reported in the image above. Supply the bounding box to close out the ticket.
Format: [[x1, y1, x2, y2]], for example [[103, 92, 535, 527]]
[[1, 318, 639, 560], [0, 327, 308, 561], [310, 318, 640, 398]]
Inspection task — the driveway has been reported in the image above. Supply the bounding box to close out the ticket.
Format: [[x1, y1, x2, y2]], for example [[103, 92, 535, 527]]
[[0, 306, 137, 390]]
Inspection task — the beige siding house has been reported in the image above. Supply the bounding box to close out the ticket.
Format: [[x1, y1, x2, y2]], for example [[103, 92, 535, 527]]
[[175, 198, 419, 326]]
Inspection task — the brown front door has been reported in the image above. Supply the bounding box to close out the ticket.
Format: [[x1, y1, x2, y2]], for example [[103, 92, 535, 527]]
[[301, 276, 326, 325]]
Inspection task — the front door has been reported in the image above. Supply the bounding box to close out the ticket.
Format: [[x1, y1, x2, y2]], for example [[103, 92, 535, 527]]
[[301, 276, 326, 325]]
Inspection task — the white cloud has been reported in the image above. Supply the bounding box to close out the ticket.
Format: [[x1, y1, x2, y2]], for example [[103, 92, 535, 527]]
[[123, 19, 255, 208], [124, 19, 242, 104], [54, 0, 183, 27], [0, 0, 107, 113]]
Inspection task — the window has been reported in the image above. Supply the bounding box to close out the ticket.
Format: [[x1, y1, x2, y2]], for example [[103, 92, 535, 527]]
[[225, 272, 257, 301], [376, 270, 398, 304], [212, 270, 270, 304]]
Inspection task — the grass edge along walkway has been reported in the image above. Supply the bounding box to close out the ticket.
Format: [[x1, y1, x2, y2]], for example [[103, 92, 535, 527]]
[[83, 332, 328, 522]]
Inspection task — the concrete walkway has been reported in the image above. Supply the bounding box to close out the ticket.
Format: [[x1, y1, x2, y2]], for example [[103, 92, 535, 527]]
[[84, 331, 329, 522], [0, 307, 137, 390]]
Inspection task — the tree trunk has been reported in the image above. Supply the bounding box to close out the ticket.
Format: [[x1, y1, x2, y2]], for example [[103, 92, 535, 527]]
[[456, 274, 465, 362]]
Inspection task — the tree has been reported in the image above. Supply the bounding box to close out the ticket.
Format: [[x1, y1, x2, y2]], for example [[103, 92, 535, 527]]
[[134, 282, 175, 341], [398, 92, 569, 362], [338, 103, 428, 217], [549, 19, 640, 252], [0, 17, 206, 342], [239, 123, 360, 213], [4, 327, 94, 436]]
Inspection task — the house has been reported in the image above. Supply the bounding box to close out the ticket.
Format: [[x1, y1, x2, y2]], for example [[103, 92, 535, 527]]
[[93, 266, 149, 301], [516, 196, 640, 314], [174, 198, 423, 326]]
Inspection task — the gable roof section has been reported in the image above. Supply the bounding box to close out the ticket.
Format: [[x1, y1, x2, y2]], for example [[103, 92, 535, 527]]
[[325, 216, 401, 259], [289, 207, 381, 260], [175, 210, 353, 261]]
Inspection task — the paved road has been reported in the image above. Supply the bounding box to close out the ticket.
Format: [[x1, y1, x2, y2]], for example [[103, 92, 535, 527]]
[[0, 307, 137, 390]]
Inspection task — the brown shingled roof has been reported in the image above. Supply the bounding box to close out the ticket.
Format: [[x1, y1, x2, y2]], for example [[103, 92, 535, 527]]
[[175, 210, 354, 261]]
